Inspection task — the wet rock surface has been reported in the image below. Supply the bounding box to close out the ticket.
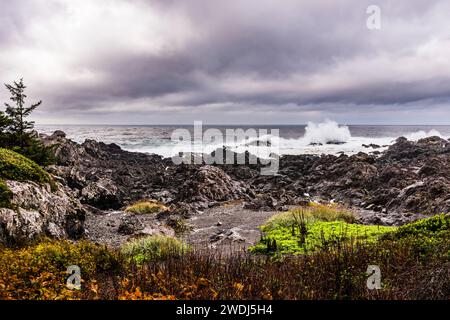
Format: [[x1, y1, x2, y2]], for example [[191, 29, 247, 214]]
[[16, 131, 450, 247]]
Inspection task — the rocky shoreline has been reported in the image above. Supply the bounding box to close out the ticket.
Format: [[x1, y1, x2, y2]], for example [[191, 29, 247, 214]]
[[2, 130, 448, 248]]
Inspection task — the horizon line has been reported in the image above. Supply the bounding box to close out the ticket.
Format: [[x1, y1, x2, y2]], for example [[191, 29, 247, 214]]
[[35, 123, 450, 127]]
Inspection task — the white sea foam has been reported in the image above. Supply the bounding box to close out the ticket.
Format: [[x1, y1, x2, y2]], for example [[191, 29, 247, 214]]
[[303, 120, 351, 145], [404, 129, 442, 141], [36, 123, 448, 158]]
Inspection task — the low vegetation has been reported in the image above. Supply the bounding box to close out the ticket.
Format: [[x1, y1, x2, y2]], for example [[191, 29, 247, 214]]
[[251, 203, 394, 254], [0, 148, 56, 206], [0, 240, 119, 300], [392, 213, 450, 238], [0, 148, 54, 185], [383, 214, 450, 258], [1, 215, 448, 300], [121, 235, 188, 265], [0, 183, 448, 300], [125, 200, 169, 215]]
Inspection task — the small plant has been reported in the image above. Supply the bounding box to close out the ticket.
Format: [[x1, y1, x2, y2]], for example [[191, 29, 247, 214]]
[[307, 202, 356, 223], [264, 204, 356, 231], [121, 235, 188, 264], [125, 200, 169, 214], [292, 210, 309, 246]]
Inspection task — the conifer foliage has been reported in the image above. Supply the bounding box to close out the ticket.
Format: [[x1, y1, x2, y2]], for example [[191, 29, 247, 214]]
[[1, 78, 55, 166]]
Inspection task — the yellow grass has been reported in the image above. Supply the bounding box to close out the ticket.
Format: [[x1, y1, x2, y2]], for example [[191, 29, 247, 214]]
[[125, 200, 169, 214]]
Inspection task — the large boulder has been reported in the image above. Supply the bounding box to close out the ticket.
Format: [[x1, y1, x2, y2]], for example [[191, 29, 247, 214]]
[[80, 178, 121, 210], [0, 181, 85, 245], [178, 165, 249, 205]]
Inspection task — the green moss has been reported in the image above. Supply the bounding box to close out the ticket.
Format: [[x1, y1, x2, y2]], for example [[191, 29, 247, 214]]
[[0, 148, 55, 190], [0, 179, 12, 208], [251, 220, 395, 255], [251, 205, 394, 255], [252, 208, 450, 257]]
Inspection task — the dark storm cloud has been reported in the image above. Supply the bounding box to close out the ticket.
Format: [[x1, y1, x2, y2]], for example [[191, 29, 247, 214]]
[[1, 0, 450, 123]]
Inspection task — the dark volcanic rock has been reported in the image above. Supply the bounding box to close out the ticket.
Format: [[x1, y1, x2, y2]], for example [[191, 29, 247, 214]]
[[118, 214, 144, 235], [362, 143, 381, 149], [41, 131, 450, 228], [178, 165, 249, 205], [80, 178, 121, 209], [44, 133, 167, 209]]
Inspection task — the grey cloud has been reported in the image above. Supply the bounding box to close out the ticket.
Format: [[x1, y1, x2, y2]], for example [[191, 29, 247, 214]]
[[1, 0, 450, 123]]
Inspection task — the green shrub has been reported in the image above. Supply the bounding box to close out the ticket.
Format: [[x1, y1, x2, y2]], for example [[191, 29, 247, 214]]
[[0, 148, 55, 190], [393, 214, 450, 239], [125, 200, 169, 214], [381, 214, 450, 258], [121, 235, 188, 264]]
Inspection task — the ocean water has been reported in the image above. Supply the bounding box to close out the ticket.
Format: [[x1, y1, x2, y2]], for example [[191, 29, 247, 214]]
[[36, 121, 450, 158]]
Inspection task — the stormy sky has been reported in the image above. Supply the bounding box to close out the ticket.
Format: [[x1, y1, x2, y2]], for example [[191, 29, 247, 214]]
[[1, 0, 450, 125]]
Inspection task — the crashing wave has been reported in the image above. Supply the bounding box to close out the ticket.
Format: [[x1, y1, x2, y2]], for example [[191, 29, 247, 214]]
[[404, 129, 442, 141], [303, 120, 351, 145]]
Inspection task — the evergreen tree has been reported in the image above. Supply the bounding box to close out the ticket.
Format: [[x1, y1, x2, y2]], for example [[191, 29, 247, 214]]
[[4, 79, 41, 148], [3, 79, 55, 165]]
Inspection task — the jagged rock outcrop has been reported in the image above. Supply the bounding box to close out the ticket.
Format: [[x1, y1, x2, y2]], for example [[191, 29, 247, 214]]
[[44, 132, 168, 209], [40, 131, 450, 227], [178, 165, 249, 205], [0, 181, 85, 245], [80, 178, 121, 209]]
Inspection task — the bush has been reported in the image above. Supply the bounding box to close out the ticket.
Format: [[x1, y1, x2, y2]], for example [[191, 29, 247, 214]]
[[1, 231, 449, 299], [121, 236, 188, 264], [0, 148, 55, 189], [382, 214, 450, 258], [125, 200, 169, 214], [307, 202, 356, 223], [118, 236, 450, 300], [263, 204, 356, 231], [0, 240, 119, 300], [393, 214, 450, 239]]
